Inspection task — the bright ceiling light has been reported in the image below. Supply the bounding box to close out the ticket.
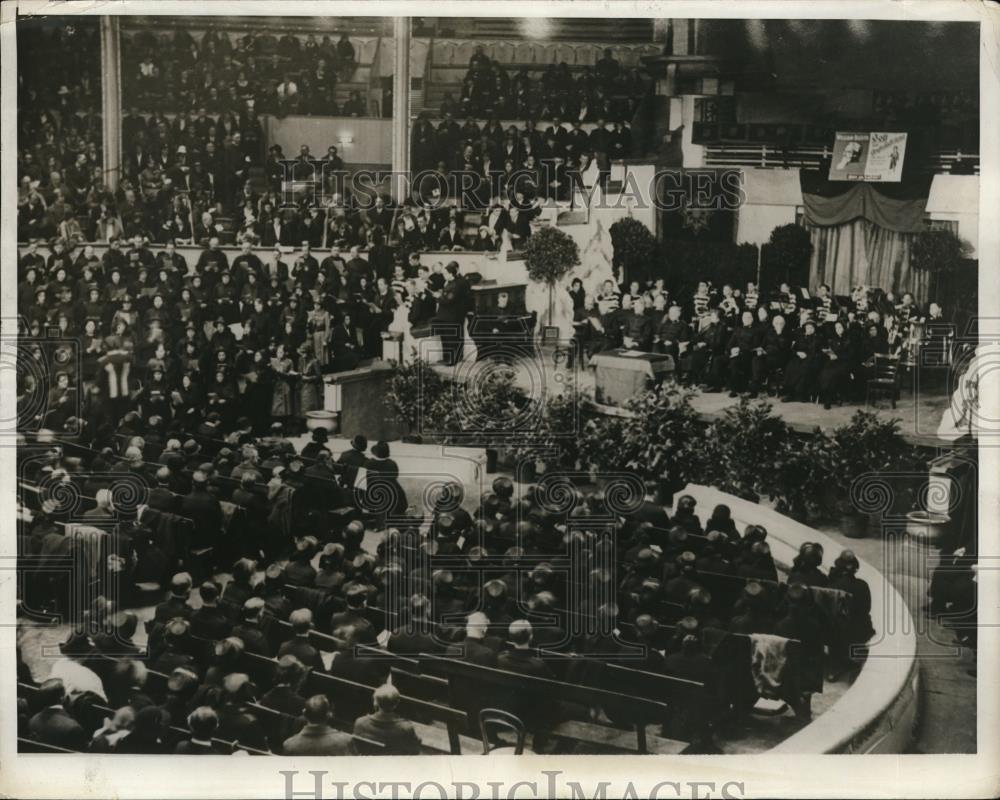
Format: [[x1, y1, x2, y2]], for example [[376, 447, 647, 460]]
[[519, 18, 555, 40]]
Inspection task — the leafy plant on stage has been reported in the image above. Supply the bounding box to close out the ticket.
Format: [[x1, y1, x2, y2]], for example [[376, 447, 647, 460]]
[[763, 223, 812, 287], [524, 226, 579, 327], [436, 362, 537, 445], [578, 381, 701, 495], [823, 410, 919, 517], [698, 397, 793, 503], [609, 216, 658, 285], [510, 380, 594, 473], [911, 228, 972, 307], [383, 356, 449, 433], [770, 429, 831, 521]]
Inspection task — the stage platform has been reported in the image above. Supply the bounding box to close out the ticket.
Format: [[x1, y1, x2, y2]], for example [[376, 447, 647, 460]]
[[428, 354, 954, 449]]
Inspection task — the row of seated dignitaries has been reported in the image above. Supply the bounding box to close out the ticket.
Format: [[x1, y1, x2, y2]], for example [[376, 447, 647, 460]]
[[18, 417, 876, 754]]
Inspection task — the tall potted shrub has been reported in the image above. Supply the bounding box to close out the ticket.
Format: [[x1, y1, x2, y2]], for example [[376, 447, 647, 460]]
[[824, 411, 917, 538], [609, 216, 658, 286], [911, 228, 971, 307], [524, 226, 579, 342], [764, 223, 812, 287]]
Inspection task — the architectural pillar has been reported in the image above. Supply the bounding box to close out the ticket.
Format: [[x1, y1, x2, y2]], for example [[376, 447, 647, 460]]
[[391, 16, 411, 202], [100, 16, 122, 191]]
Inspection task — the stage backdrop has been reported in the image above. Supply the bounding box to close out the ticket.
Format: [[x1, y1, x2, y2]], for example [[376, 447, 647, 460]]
[[801, 169, 931, 296]]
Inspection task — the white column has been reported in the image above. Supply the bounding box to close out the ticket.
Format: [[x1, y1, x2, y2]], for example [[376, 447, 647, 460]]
[[100, 17, 122, 191], [391, 16, 411, 202]]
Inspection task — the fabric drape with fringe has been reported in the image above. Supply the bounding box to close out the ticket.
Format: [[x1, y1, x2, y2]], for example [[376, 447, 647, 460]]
[[807, 219, 927, 297]]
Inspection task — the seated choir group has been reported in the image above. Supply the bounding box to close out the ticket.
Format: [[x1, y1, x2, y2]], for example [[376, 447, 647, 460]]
[[16, 234, 488, 435], [19, 410, 875, 756], [572, 277, 949, 409]]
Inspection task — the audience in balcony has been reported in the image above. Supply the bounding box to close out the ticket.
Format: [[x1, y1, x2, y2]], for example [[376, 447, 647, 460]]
[[454, 44, 647, 121], [121, 26, 374, 117]]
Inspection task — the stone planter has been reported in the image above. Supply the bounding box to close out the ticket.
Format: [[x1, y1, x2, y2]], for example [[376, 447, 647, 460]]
[[305, 410, 339, 435], [905, 510, 950, 546], [840, 510, 870, 539]]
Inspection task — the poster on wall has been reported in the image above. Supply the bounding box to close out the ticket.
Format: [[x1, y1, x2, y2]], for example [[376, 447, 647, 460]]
[[828, 131, 908, 182]]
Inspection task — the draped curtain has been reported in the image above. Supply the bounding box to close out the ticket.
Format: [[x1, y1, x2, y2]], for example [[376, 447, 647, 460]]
[[808, 219, 927, 297], [800, 169, 930, 297]]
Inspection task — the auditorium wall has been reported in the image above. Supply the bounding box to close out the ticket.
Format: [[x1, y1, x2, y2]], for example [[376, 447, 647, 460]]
[[734, 167, 803, 247]]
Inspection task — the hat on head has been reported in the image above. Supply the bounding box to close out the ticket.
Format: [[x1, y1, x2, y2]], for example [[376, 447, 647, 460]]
[[344, 582, 366, 600], [311, 427, 329, 443], [351, 434, 367, 452], [182, 439, 200, 455], [371, 441, 389, 459]]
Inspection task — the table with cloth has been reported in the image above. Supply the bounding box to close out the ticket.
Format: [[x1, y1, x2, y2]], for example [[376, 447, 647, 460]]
[[588, 349, 675, 406]]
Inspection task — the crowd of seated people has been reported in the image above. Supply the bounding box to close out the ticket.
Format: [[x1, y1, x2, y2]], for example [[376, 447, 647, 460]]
[[16, 226, 504, 430], [123, 26, 371, 117], [16, 18, 105, 247], [411, 113, 633, 204], [572, 277, 950, 409], [17, 381, 876, 754], [448, 45, 648, 121]]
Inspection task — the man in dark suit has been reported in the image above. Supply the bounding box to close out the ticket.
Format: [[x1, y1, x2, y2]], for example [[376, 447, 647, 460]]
[[231, 597, 273, 656], [621, 295, 654, 351], [433, 262, 473, 366], [27, 678, 87, 750], [262, 247, 289, 284], [654, 304, 690, 362], [189, 581, 232, 641], [456, 611, 501, 666], [277, 608, 325, 672], [147, 467, 179, 513], [352, 684, 422, 755], [336, 435, 368, 497], [609, 120, 633, 160], [495, 620, 562, 738], [259, 655, 308, 718], [173, 706, 229, 754], [725, 310, 760, 397], [387, 594, 442, 655], [216, 673, 269, 751], [330, 583, 379, 644], [180, 470, 223, 548], [152, 572, 194, 627], [283, 694, 355, 755]]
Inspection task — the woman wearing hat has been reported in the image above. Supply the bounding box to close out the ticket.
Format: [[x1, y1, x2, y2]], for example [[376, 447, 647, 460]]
[[268, 342, 297, 424], [296, 341, 324, 415], [306, 299, 332, 368], [363, 441, 408, 526]]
